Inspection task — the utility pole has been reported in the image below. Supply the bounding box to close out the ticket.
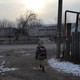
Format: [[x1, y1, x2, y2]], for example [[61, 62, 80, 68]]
[[56, 0, 63, 58]]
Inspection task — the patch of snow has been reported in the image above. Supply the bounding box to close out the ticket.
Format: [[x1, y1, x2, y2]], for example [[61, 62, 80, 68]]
[[0, 57, 18, 73], [14, 50, 28, 54], [1, 60, 5, 65], [24, 53, 30, 56], [48, 58, 80, 76], [33, 67, 40, 70], [21, 51, 26, 53], [33, 67, 37, 70], [0, 66, 18, 73], [0, 56, 4, 58]]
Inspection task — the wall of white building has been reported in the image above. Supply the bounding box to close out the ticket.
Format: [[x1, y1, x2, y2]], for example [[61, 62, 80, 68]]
[[28, 25, 57, 37]]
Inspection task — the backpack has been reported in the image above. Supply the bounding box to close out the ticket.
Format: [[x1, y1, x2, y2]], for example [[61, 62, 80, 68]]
[[38, 46, 46, 60]]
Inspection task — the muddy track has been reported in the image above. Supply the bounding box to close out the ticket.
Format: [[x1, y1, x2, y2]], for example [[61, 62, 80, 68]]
[[0, 48, 80, 80]]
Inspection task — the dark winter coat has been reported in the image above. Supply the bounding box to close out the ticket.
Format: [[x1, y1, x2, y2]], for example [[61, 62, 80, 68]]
[[35, 45, 47, 60]]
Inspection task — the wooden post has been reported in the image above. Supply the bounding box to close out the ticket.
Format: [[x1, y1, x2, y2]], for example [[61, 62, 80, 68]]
[[65, 23, 71, 59], [56, 0, 63, 58]]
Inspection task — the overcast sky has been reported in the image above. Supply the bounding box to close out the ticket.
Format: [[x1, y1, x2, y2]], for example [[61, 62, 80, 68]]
[[0, 0, 80, 24]]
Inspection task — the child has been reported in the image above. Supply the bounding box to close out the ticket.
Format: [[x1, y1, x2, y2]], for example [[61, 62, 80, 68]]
[[35, 43, 47, 72]]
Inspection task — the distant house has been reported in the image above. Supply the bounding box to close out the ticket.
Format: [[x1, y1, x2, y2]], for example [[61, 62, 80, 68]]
[[28, 24, 57, 37], [0, 27, 16, 44], [0, 27, 16, 37]]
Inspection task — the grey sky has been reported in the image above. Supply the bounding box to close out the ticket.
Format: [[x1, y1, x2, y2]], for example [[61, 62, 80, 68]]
[[0, 0, 80, 24]]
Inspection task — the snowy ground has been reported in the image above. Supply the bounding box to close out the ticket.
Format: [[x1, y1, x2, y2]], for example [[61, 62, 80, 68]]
[[0, 56, 18, 73], [0, 45, 80, 80], [48, 58, 80, 76]]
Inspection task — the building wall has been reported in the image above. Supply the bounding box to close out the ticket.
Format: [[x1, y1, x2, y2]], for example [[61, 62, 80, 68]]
[[28, 25, 57, 37], [0, 28, 15, 37]]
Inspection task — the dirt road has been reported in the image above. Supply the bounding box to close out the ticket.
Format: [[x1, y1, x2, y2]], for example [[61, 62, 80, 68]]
[[0, 45, 80, 80]]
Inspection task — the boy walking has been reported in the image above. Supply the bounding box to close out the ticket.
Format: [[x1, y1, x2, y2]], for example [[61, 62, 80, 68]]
[[35, 43, 47, 72]]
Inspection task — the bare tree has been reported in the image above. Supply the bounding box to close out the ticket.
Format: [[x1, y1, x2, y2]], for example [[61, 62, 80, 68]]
[[0, 20, 7, 28], [0, 19, 15, 28], [14, 10, 42, 42]]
